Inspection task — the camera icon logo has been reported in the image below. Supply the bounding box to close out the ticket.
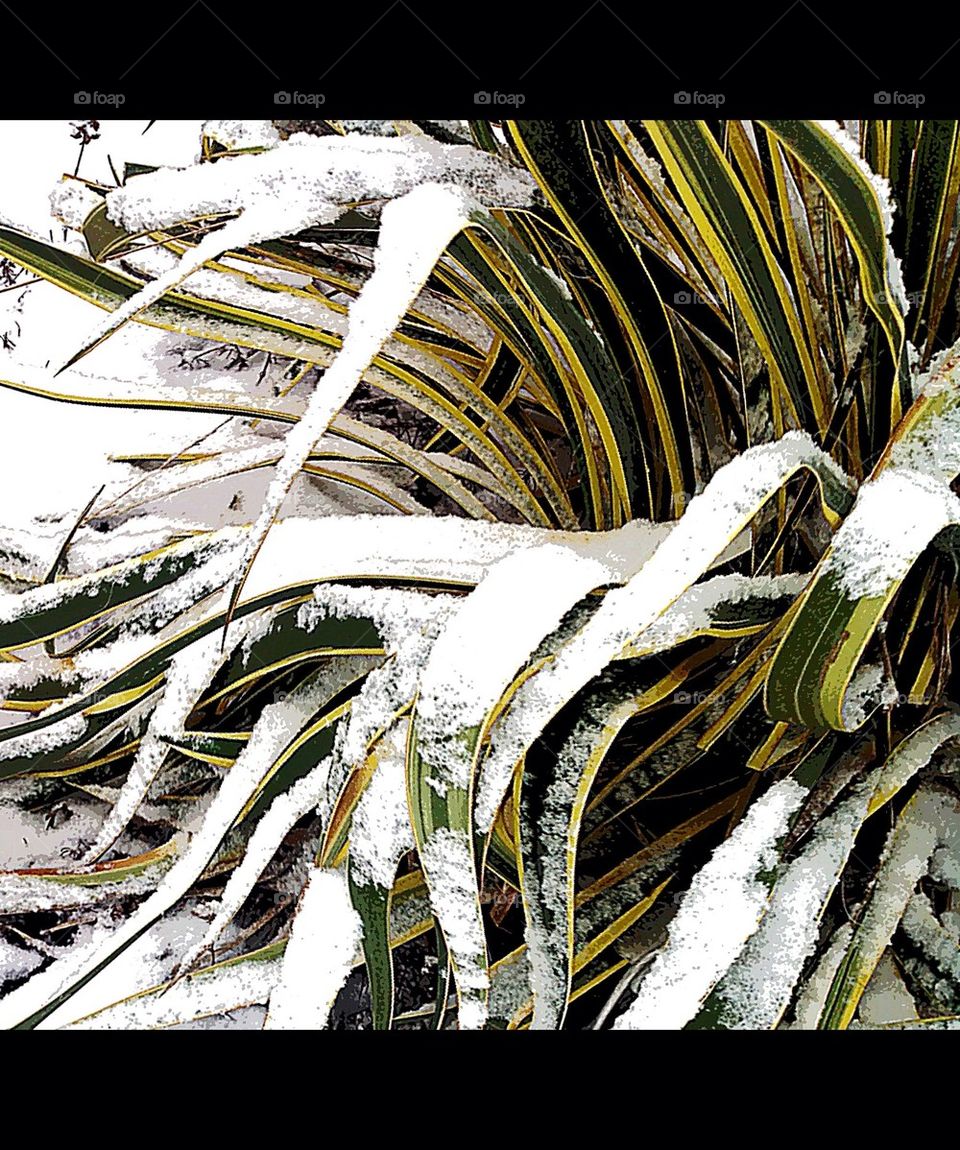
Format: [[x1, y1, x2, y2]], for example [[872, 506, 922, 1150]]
[[874, 91, 891, 104], [274, 91, 292, 105], [74, 91, 91, 104], [474, 91, 491, 104], [674, 91, 691, 104]]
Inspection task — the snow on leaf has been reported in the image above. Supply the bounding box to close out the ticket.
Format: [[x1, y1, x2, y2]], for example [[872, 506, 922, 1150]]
[[902, 891, 960, 983], [177, 587, 446, 978], [348, 722, 414, 890], [66, 950, 282, 1030], [482, 434, 851, 817], [622, 571, 808, 657], [821, 786, 951, 1029], [840, 663, 895, 731], [889, 341, 960, 483], [824, 468, 960, 601], [0, 710, 87, 763], [226, 183, 474, 621], [417, 542, 613, 801], [103, 132, 535, 237], [80, 621, 257, 863], [173, 754, 335, 980], [812, 120, 908, 315], [0, 524, 246, 630], [0, 676, 334, 1030], [302, 584, 456, 823], [0, 936, 44, 988], [714, 786, 868, 1029], [201, 120, 282, 151], [417, 826, 489, 1030], [521, 678, 642, 1031], [613, 779, 805, 1030], [264, 866, 362, 1030]]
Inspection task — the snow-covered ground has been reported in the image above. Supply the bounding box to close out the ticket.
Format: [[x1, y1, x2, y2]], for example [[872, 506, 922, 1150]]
[[0, 121, 214, 527]]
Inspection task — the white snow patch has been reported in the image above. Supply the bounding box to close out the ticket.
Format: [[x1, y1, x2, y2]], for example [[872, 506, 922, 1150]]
[[890, 343, 960, 482], [789, 923, 854, 1030], [902, 892, 960, 982], [824, 467, 960, 600], [856, 950, 919, 1026], [49, 178, 105, 232], [839, 787, 947, 1013], [265, 867, 362, 1029], [717, 784, 866, 1029], [102, 132, 534, 237], [348, 722, 414, 889], [0, 711, 87, 763], [613, 779, 805, 1030], [301, 584, 456, 821], [202, 120, 282, 151], [629, 572, 808, 655], [418, 827, 489, 1030], [67, 952, 281, 1029], [418, 543, 612, 796], [0, 936, 44, 985]]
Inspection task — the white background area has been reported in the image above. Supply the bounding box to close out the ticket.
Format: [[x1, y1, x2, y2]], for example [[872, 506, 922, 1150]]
[[0, 120, 211, 524]]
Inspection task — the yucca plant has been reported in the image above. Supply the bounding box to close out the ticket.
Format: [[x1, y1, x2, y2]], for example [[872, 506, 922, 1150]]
[[0, 117, 958, 1029]]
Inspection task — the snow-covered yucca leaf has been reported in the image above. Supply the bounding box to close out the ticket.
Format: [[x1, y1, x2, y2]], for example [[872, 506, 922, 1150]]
[[2, 837, 178, 891], [767, 342, 960, 732], [519, 673, 650, 1030], [346, 722, 412, 1030], [612, 779, 805, 1029], [407, 541, 621, 1029], [0, 528, 244, 653], [704, 712, 960, 1028], [0, 673, 352, 1029], [819, 785, 958, 1030], [68, 942, 284, 1031], [265, 865, 362, 1029]]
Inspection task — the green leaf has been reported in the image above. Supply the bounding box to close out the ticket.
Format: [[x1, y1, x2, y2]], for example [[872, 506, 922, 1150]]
[[759, 120, 911, 426]]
